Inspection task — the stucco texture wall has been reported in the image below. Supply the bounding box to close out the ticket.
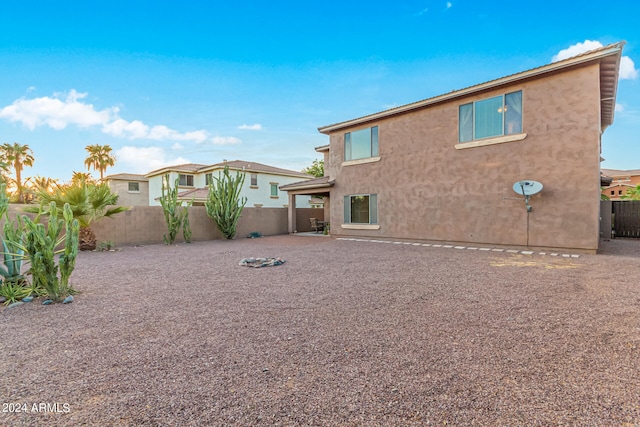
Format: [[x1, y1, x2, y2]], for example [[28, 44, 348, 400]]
[[327, 64, 603, 252], [108, 180, 149, 206], [88, 206, 320, 246]]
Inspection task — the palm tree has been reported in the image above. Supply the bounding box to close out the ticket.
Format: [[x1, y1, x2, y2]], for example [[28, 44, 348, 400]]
[[84, 144, 116, 181], [0, 143, 35, 203], [26, 175, 60, 194], [26, 180, 129, 250], [70, 171, 95, 185]]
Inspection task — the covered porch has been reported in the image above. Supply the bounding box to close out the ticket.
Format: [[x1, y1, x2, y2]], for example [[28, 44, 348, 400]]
[[280, 176, 334, 234]]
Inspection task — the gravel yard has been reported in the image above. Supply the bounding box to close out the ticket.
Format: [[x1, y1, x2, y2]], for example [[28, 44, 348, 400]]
[[1, 235, 640, 426]]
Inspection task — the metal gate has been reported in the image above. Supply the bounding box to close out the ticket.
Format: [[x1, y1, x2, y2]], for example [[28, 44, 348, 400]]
[[613, 201, 640, 238]]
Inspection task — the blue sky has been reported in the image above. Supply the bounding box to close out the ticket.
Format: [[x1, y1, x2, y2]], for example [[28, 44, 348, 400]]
[[0, 1, 638, 182]]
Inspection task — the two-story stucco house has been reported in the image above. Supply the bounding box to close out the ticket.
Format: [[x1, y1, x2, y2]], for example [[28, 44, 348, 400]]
[[601, 168, 640, 200], [145, 160, 314, 207], [104, 173, 150, 206], [283, 42, 625, 253]]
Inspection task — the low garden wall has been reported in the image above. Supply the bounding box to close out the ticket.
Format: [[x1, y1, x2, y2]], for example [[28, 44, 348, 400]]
[[2, 205, 323, 247]]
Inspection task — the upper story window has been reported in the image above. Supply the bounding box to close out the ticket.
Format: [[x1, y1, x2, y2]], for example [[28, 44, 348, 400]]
[[270, 183, 278, 197], [205, 173, 213, 186], [459, 91, 522, 143], [179, 174, 194, 187], [345, 126, 379, 161], [251, 174, 258, 186], [128, 182, 140, 192]]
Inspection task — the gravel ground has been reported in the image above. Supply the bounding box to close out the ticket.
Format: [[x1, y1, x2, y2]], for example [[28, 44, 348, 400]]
[[1, 235, 640, 426]]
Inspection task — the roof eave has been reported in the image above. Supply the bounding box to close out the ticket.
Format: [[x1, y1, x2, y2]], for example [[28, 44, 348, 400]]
[[318, 43, 625, 134]]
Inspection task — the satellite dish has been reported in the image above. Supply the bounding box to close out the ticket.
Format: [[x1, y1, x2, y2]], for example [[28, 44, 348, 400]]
[[513, 180, 543, 196]]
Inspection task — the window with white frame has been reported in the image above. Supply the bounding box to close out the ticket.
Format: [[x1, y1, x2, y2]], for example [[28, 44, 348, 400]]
[[344, 126, 379, 161], [128, 182, 140, 192], [179, 174, 194, 186], [344, 194, 377, 224], [459, 91, 522, 143]]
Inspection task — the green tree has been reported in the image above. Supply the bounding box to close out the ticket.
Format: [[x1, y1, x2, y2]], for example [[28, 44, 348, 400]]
[[25, 180, 129, 251], [622, 185, 640, 200], [84, 144, 116, 180], [301, 159, 324, 178], [0, 142, 35, 203], [205, 165, 247, 239]]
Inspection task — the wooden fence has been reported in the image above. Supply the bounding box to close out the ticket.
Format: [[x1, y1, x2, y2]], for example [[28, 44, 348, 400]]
[[612, 200, 640, 238]]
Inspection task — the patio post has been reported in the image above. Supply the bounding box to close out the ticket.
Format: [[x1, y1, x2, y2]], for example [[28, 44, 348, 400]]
[[288, 193, 297, 233]]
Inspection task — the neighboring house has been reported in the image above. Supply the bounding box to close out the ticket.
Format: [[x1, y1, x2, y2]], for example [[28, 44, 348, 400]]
[[104, 173, 150, 206], [145, 160, 314, 207], [283, 42, 625, 253], [601, 168, 640, 200]]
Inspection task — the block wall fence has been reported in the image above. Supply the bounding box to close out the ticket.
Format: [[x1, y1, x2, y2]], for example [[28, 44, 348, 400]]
[[2, 205, 324, 247]]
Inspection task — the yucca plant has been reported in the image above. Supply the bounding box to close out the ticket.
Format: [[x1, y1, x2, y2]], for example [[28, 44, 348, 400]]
[[0, 182, 27, 286], [24, 179, 129, 250], [0, 281, 30, 305], [205, 165, 247, 239]]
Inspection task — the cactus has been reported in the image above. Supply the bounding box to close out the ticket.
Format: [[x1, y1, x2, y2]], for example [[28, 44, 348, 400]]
[[182, 204, 192, 243], [205, 165, 247, 239], [22, 202, 79, 303], [159, 174, 192, 244]]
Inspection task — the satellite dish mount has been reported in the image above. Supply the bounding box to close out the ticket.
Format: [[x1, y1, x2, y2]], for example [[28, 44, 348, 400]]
[[512, 180, 543, 212]]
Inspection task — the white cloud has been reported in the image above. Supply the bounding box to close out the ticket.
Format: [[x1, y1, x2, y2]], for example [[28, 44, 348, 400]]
[[238, 123, 262, 131], [103, 119, 149, 139], [552, 40, 638, 80], [0, 89, 215, 142], [619, 56, 638, 80], [615, 103, 624, 112], [171, 143, 184, 150], [115, 146, 191, 174], [210, 136, 241, 145], [0, 89, 115, 130], [552, 40, 604, 62]]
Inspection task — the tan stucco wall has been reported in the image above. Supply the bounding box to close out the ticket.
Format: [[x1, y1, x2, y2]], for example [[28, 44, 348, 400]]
[[108, 180, 149, 206], [90, 206, 321, 246], [327, 64, 603, 252]]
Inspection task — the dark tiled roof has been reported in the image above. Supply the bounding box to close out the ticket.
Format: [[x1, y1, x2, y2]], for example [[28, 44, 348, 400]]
[[601, 168, 640, 177], [104, 173, 149, 182], [145, 163, 209, 177], [201, 160, 313, 179]]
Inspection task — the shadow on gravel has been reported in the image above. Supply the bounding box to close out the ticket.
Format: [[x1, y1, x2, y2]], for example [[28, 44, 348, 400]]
[[598, 238, 640, 257]]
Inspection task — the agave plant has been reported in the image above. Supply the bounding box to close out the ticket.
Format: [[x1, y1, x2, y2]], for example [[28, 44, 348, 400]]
[[24, 180, 129, 251]]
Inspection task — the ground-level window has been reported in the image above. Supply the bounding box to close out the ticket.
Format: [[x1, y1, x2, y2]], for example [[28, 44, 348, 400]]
[[179, 174, 194, 186], [344, 194, 378, 224], [128, 182, 140, 192], [611, 190, 615, 195], [345, 126, 379, 161], [270, 183, 278, 197], [459, 91, 522, 142]]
